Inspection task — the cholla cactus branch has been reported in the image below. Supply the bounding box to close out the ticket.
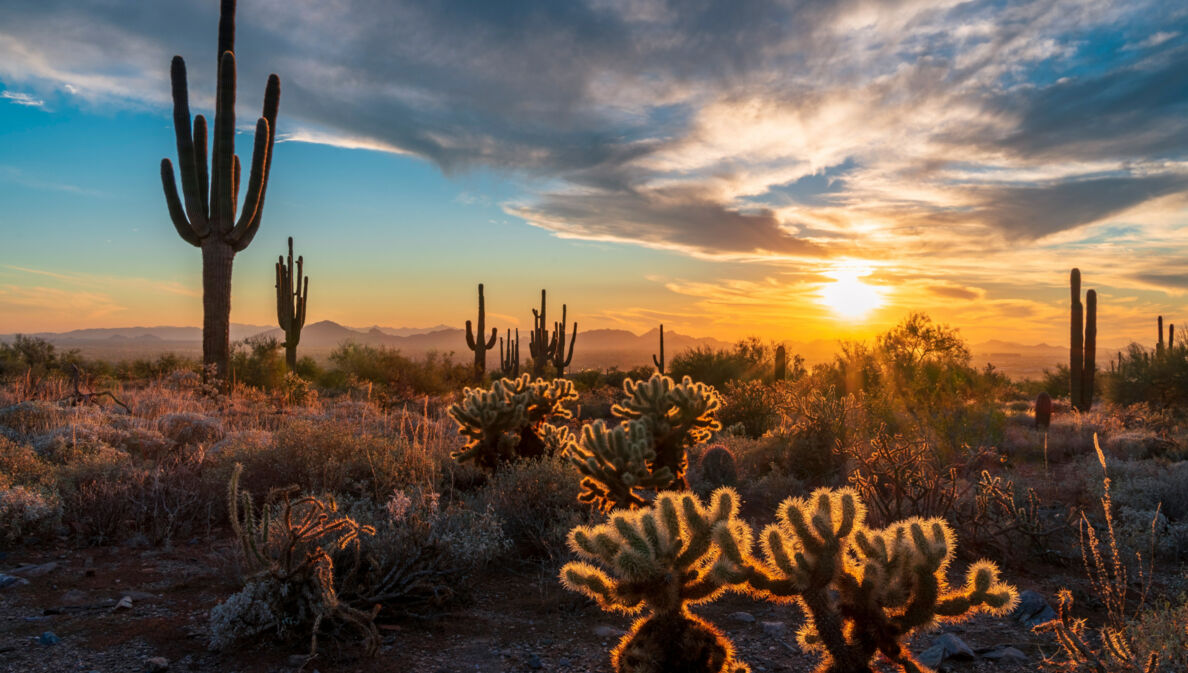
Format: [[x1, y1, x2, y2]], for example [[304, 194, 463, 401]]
[[561, 488, 752, 673], [447, 374, 577, 469], [612, 374, 722, 489], [731, 487, 1018, 673], [565, 420, 673, 512]]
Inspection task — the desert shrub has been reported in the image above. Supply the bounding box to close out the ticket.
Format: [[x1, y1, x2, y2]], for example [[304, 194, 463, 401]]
[[323, 343, 471, 399], [0, 436, 54, 488], [107, 425, 173, 460], [33, 424, 125, 465], [668, 337, 773, 387], [158, 412, 225, 448], [236, 419, 436, 501], [469, 455, 587, 560], [210, 466, 378, 655], [0, 400, 67, 436], [230, 336, 287, 391], [752, 386, 851, 486], [112, 354, 200, 381], [0, 485, 61, 543], [57, 458, 136, 545], [847, 433, 965, 526], [1108, 460, 1188, 523], [1106, 342, 1188, 408], [336, 487, 508, 618], [718, 380, 792, 438], [0, 335, 80, 380], [1126, 595, 1188, 672], [278, 372, 318, 407]]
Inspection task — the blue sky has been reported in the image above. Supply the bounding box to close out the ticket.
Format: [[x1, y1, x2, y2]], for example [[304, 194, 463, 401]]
[[1, 0, 1186, 345]]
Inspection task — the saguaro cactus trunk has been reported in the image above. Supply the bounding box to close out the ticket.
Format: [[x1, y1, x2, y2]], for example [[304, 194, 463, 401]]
[[652, 324, 665, 374], [161, 0, 280, 383], [465, 283, 497, 380], [275, 237, 308, 371], [774, 345, 787, 382], [1069, 269, 1096, 412]]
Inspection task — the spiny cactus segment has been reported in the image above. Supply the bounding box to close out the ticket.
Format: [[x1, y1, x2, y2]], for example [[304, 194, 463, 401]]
[[561, 488, 753, 673], [275, 237, 308, 371], [465, 283, 498, 380], [728, 487, 1018, 673], [562, 374, 722, 512], [447, 374, 578, 469]]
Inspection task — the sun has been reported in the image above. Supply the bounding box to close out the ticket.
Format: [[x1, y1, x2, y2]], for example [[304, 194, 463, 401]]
[[818, 267, 884, 320]]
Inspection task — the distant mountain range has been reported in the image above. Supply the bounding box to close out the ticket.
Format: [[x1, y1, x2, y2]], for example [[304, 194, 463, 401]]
[[0, 322, 1087, 378]]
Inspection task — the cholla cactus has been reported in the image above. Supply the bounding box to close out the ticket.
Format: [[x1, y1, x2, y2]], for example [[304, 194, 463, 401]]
[[561, 488, 752, 673], [734, 487, 1018, 673], [214, 464, 379, 656], [565, 420, 675, 512], [448, 374, 577, 469], [612, 374, 722, 488]]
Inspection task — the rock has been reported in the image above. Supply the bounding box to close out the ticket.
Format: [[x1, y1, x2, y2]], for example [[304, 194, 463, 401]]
[[12, 562, 58, 577], [730, 611, 756, 623], [1011, 590, 1057, 628], [144, 657, 169, 672], [918, 633, 974, 669], [558, 657, 571, 668], [38, 631, 61, 646], [594, 625, 626, 639], [0, 573, 29, 589], [761, 621, 787, 637], [981, 646, 1028, 664], [526, 653, 542, 669], [60, 589, 88, 604], [115, 596, 134, 611]]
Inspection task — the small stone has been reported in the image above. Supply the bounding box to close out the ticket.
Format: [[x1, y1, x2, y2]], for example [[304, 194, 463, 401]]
[[1011, 590, 1057, 628], [38, 631, 61, 646], [144, 657, 169, 672], [0, 573, 29, 589], [526, 653, 542, 669], [594, 625, 626, 639], [558, 657, 571, 668], [115, 596, 134, 611], [729, 611, 756, 623], [14, 562, 58, 577], [61, 589, 87, 605], [760, 621, 787, 637], [981, 646, 1028, 664], [918, 633, 975, 668]]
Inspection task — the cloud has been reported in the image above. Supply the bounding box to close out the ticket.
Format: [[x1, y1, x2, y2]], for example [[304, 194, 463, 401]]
[[0, 0, 1185, 269], [1, 90, 43, 107]]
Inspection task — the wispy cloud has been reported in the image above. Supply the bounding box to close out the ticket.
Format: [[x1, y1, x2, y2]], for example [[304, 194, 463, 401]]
[[2, 265, 200, 299], [0, 165, 104, 197], [1, 90, 43, 107]]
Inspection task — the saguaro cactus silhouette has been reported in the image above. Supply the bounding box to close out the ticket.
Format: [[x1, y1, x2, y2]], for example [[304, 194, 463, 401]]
[[652, 324, 665, 374], [275, 237, 308, 371], [161, 0, 280, 382], [499, 328, 520, 377], [1069, 269, 1097, 412], [550, 304, 578, 378], [527, 289, 577, 378], [1157, 315, 1164, 352], [774, 345, 787, 382], [465, 283, 498, 380]]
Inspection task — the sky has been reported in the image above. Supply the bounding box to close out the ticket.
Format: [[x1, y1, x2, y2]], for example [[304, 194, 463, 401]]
[[0, 0, 1186, 347]]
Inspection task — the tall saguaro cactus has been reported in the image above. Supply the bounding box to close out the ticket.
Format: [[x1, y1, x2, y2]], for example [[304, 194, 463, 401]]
[[774, 345, 787, 382], [499, 328, 520, 377], [550, 304, 578, 378], [161, 0, 280, 382], [1157, 316, 1165, 353], [652, 324, 665, 374], [527, 289, 578, 378], [465, 283, 498, 380], [1069, 269, 1097, 412], [275, 237, 308, 371]]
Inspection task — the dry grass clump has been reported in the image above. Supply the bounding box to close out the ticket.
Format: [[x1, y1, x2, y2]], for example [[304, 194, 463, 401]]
[[468, 455, 589, 560]]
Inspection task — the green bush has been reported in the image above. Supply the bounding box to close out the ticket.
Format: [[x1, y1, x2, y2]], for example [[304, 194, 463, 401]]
[[1105, 343, 1188, 408], [322, 342, 471, 400]]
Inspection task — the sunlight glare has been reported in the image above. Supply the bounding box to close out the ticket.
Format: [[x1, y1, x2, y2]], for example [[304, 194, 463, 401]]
[[818, 267, 884, 321]]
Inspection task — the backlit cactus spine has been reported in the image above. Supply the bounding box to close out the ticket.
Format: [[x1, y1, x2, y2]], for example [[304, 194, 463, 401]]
[[465, 283, 498, 381], [161, 0, 280, 382], [561, 489, 753, 673], [275, 237, 308, 371], [1069, 268, 1096, 412], [652, 324, 665, 374], [730, 488, 1018, 673]]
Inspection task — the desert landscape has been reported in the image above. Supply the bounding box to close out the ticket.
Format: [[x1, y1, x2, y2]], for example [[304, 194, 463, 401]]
[[1, 1, 1186, 672]]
